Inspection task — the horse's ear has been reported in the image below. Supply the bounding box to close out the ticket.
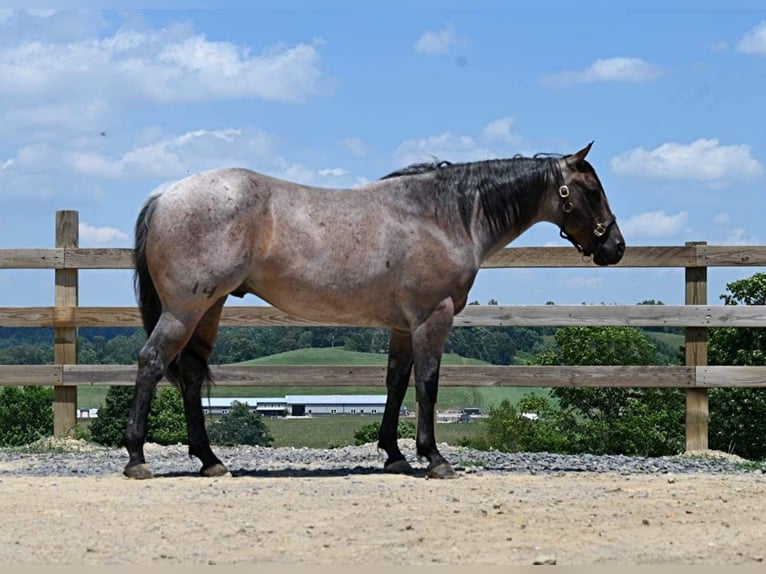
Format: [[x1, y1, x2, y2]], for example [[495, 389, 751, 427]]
[[566, 141, 594, 167]]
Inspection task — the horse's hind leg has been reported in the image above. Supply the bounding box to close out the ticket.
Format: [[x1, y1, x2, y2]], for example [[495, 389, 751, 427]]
[[378, 329, 414, 474], [412, 297, 457, 479], [124, 312, 197, 479], [177, 297, 228, 477]]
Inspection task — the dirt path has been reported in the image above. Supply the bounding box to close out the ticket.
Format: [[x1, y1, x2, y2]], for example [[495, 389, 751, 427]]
[[1, 472, 765, 565]]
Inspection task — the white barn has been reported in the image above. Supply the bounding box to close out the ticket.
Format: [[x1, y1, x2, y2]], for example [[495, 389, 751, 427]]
[[201, 397, 286, 417], [197, 395, 389, 417], [285, 395, 387, 416]]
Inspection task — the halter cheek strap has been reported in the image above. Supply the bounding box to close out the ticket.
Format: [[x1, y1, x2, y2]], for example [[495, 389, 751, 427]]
[[557, 185, 615, 255]]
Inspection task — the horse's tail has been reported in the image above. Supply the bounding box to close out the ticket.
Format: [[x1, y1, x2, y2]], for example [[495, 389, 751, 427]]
[[134, 194, 183, 386]]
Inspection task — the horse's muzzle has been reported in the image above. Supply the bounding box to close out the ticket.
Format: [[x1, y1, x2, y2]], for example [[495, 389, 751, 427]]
[[592, 229, 625, 266]]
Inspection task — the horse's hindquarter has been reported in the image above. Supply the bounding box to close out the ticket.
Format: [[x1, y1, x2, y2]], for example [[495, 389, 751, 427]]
[[246, 180, 479, 328]]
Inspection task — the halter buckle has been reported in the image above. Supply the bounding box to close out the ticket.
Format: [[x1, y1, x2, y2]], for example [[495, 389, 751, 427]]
[[593, 222, 607, 237], [558, 185, 570, 198]]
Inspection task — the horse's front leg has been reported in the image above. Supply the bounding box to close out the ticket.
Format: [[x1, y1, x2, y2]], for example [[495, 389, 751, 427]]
[[378, 329, 414, 474], [412, 298, 457, 479]]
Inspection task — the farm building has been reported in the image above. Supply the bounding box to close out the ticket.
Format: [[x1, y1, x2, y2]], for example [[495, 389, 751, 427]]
[[285, 395, 387, 416], [201, 397, 286, 417], [197, 395, 389, 417]]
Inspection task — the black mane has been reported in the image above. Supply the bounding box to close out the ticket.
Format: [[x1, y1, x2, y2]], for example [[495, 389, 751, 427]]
[[381, 156, 561, 239]]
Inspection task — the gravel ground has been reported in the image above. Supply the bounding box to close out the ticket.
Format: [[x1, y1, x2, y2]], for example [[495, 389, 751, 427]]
[[0, 438, 762, 478], [2, 439, 766, 566]]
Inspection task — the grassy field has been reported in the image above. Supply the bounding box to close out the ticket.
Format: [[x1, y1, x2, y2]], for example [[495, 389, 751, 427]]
[[263, 414, 484, 448], [76, 347, 546, 411]]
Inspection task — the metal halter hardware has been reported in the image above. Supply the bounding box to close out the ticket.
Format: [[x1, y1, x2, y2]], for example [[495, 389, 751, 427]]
[[558, 184, 614, 255]]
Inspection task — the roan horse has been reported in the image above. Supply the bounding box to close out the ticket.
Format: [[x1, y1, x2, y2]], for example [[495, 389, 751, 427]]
[[124, 142, 624, 480]]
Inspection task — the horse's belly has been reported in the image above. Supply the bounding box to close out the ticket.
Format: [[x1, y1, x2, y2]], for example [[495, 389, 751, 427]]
[[249, 281, 407, 329]]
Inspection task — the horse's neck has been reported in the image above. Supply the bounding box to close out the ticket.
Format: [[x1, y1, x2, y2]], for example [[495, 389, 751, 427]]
[[473, 178, 550, 261]]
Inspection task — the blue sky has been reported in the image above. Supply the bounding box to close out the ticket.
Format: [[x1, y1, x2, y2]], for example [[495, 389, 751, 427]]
[[1, 2, 765, 310]]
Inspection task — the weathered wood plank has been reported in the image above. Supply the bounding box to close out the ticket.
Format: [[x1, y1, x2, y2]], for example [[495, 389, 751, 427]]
[[0, 365, 61, 386], [696, 366, 766, 387], [62, 365, 695, 388], [0, 307, 56, 327], [55, 364, 766, 388], [3, 245, 765, 270], [482, 246, 697, 268], [4, 304, 764, 328], [685, 242, 708, 451], [698, 245, 766, 267], [54, 211, 78, 436], [0, 249, 64, 269], [452, 305, 766, 328], [64, 248, 134, 269]]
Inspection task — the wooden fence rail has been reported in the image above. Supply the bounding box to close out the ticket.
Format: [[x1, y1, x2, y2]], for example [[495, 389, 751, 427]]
[[1, 211, 766, 449]]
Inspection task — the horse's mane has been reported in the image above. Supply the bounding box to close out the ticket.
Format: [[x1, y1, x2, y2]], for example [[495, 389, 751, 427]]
[[380, 155, 561, 239]]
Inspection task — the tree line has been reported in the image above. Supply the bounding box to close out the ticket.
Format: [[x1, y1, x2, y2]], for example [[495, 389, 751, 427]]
[[0, 299, 681, 367]]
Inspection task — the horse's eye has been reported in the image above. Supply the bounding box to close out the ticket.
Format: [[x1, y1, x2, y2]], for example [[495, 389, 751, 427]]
[[585, 187, 602, 202]]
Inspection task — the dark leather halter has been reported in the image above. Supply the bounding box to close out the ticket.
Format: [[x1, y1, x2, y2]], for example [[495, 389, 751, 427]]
[[557, 184, 616, 256]]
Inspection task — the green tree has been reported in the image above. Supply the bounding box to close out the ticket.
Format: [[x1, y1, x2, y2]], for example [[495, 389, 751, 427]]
[[708, 272, 766, 459], [207, 401, 274, 446], [0, 386, 54, 446], [544, 326, 685, 456]]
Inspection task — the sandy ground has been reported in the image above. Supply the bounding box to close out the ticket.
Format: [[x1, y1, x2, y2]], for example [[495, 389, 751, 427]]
[[1, 471, 765, 566]]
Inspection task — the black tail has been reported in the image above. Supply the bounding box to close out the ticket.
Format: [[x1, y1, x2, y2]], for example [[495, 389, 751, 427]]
[[134, 194, 185, 386]]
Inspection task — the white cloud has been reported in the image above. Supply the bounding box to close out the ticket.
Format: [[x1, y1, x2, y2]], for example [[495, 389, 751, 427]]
[[340, 137, 367, 158], [737, 21, 766, 54], [67, 128, 277, 179], [318, 167, 350, 177], [0, 26, 325, 105], [620, 210, 689, 238], [394, 132, 496, 166], [722, 228, 758, 245], [544, 57, 660, 86], [79, 222, 130, 245], [482, 116, 518, 144], [610, 139, 763, 184], [414, 24, 457, 56]]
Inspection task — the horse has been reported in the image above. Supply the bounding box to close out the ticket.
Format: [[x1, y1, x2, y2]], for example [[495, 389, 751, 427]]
[[123, 141, 624, 480]]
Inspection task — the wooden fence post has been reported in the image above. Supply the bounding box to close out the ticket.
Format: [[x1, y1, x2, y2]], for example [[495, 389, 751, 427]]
[[54, 211, 78, 436], [685, 240, 708, 451]]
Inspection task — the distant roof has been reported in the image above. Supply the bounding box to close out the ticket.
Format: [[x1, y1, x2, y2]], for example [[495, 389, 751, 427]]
[[285, 395, 387, 405], [201, 397, 284, 408], [201, 395, 388, 408]]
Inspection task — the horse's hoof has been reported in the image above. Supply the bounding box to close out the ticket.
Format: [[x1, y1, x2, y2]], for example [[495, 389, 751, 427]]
[[200, 463, 230, 477], [384, 459, 415, 475], [427, 462, 457, 479], [123, 463, 154, 480]]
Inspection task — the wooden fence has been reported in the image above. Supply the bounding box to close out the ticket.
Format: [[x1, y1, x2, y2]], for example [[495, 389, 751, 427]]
[[2, 211, 766, 450]]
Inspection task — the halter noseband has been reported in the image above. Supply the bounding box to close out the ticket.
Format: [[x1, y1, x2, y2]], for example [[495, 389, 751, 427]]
[[557, 184, 615, 256]]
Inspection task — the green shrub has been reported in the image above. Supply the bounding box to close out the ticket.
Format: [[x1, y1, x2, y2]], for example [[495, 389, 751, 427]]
[[147, 387, 187, 445], [207, 401, 273, 446], [90, 385, 188, 447], [461, 395, 579, 453], [0, 386, 54, 446], [353, 420, 416, 446]]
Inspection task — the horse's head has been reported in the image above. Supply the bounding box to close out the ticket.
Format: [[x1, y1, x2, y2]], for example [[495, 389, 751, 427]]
[[555, 142, 625, 266]]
